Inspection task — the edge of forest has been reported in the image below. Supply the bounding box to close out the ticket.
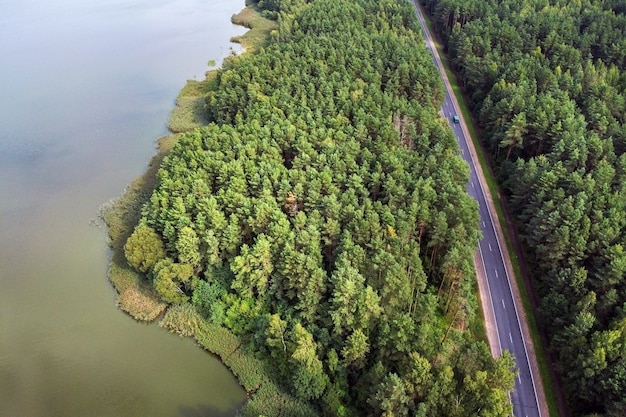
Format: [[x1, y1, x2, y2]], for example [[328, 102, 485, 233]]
[[100, 4, 306, 416]]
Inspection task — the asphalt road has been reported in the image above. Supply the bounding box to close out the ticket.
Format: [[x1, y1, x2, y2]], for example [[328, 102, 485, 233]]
[[410, 2, 542, 416]]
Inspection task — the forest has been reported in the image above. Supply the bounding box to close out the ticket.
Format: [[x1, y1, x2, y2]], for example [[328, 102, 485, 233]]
[[420, 0, 626, 415], [121, 0, 518, 415]]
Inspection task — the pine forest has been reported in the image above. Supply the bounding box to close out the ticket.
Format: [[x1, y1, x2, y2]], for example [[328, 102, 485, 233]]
[[422, 0, 626, 415], [119, 0, 519, 415]]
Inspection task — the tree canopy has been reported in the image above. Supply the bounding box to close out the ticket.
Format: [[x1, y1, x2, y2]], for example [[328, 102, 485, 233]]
[[124, 0, 516, 414], [422, 0, 626, 414]]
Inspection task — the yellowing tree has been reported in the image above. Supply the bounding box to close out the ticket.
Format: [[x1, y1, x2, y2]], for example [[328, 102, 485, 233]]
[[124, 225, 166, 273]]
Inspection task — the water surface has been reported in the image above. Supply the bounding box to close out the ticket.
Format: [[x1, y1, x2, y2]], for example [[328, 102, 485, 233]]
[[0, 1, 247, 416]]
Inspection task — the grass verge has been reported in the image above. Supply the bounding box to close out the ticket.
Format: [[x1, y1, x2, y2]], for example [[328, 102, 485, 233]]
[[469, 281, 489, 344], [419, 8, 561, 417]]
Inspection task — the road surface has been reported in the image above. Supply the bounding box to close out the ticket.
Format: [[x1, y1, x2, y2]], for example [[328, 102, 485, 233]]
[[410, 2, 543, 416]]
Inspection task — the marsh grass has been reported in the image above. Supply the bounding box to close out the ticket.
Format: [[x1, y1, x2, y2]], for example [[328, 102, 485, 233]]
[[167, 96, 208, 133], [159, 303, 201, 337], [115, 265, 167, 321], [101, 135, 177, 321], [230, 5, 278, 53], [167, 75, 218, 133]]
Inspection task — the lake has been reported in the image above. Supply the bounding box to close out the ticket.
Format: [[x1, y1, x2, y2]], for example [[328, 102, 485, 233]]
[[0, 0, 247, 416]]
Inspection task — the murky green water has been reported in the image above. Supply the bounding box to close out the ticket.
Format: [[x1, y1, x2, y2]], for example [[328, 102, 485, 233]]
[[0, 1, 247, 416]]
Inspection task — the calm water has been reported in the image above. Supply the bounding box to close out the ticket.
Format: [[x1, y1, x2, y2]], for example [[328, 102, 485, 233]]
[[0, 1, 247, 416]]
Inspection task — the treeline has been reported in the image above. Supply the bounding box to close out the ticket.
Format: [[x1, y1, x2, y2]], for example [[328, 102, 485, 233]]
[[421, 0, 626, 415], [124, 0, 517, 415]]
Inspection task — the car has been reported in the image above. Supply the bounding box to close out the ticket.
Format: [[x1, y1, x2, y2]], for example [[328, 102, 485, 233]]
[[453, 115, 460, 123]]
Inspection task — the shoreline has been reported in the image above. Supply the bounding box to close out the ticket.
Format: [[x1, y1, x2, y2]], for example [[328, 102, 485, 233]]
[[100, 4, 303, 416], [166, 4, 276, 134], [102, 1, 271, 323]]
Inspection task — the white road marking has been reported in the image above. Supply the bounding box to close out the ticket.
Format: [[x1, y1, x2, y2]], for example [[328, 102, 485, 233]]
[[482, 220, 486, 228], [509, 332, 513, 344], [489, 243, 492, 251], [495, 269, 499, 278], [502, 299, 506, 309]]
